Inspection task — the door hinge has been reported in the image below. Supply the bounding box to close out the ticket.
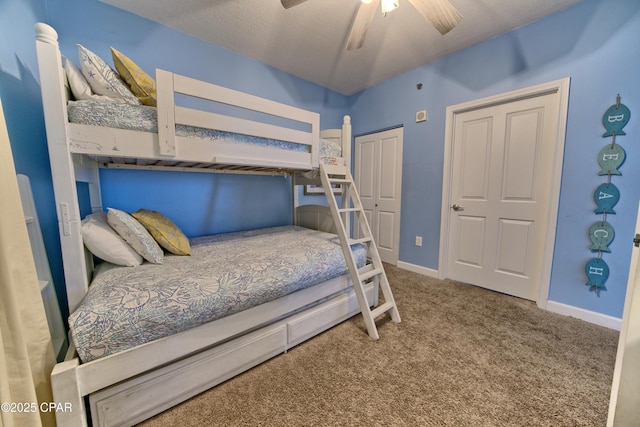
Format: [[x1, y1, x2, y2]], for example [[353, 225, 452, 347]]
[[634, 233, 640, 248]]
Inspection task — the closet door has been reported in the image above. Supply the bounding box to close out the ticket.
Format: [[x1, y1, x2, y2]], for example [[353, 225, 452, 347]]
[[354, 127, 403, 265]]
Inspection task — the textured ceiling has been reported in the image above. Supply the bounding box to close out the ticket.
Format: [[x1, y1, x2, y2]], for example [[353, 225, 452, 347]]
[[102, 0, 584, 95]]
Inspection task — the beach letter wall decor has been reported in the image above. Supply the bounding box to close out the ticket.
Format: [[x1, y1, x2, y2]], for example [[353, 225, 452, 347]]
[[587, 95, 629, 294]]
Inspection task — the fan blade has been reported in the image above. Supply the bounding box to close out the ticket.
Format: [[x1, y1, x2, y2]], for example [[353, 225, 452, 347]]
[[407, 0, 462, 35], [281, 0, 311, 9], [346, 0, 381, 50]]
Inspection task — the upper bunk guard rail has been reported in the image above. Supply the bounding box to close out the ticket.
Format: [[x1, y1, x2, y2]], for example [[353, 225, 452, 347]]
[[67, 70, 321, 172], [158, 71, 319, 164]]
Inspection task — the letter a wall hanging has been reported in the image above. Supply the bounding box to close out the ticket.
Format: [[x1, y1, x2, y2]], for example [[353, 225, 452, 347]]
[[587, 95, 630, 294]]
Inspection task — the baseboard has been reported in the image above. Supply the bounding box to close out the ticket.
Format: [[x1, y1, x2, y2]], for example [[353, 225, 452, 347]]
[[546, 300, 621, 330], [396, 261, 439, 279]]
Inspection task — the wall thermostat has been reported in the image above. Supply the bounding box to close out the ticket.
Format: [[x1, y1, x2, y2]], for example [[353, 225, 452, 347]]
[[416, 110, 427, 122]]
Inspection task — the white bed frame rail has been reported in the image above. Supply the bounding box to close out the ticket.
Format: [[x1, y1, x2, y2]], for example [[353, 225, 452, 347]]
[[157, 70, 320, 168]]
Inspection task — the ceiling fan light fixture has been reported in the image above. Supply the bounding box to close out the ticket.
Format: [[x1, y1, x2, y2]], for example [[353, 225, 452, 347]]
[[381, 0, 399, 14]]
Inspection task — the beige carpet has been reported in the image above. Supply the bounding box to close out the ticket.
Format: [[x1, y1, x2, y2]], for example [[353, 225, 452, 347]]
[[138, 264, 619, 427]]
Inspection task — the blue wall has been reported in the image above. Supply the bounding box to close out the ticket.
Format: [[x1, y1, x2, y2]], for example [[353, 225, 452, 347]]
[[2, 0, 638, 322], [0, 0, 62, 307], [350, 0, 640, 318]]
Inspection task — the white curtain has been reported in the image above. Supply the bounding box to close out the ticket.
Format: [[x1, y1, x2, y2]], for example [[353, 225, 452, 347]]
[[0, 99, 56, 427]]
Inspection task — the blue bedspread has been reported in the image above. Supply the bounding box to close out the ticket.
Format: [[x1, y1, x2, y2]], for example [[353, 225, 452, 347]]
[[70, 226, 365, 362]]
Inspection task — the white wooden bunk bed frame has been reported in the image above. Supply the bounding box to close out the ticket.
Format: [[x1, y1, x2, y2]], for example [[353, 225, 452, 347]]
[[34, 23, 374, 427]]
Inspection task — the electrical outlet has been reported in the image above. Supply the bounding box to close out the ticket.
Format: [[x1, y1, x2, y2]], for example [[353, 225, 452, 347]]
[[415, 236, 423, 246]]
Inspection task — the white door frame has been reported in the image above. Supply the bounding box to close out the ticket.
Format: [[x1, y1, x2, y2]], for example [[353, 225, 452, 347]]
[[438, 78, 570, 308]]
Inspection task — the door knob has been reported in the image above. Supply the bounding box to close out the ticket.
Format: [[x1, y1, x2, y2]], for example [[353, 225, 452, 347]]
[[451, 204, 464, 211]]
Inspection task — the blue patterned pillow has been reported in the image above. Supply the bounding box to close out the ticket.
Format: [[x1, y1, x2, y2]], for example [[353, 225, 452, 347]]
[[320, 138, 342, 157], [77, 44, 141, 105], [107, 208, 164, 264]]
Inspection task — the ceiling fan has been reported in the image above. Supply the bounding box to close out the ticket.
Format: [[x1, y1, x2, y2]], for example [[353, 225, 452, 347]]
[[280, 0, 462, 50]]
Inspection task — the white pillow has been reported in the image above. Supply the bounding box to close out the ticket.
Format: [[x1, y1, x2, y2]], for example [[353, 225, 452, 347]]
[[107, 208, 164, 264], [81, 211, 143, 267], [77, 44, 142, 105], [63, 57, 127, 103]]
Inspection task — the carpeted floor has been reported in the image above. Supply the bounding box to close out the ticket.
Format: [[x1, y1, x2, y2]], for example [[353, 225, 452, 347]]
[[139, 264, 619, 427]]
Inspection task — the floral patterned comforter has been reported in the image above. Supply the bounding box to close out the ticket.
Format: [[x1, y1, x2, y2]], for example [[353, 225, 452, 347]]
[[70, 226, 365, 362]]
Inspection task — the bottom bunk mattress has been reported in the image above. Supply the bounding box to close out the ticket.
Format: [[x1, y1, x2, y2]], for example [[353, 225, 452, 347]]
[[70, 225, 366, 362]]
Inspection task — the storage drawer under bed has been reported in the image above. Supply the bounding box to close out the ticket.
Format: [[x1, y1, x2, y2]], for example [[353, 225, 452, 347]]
[[287, 282, 374, 346], [89, 283, 375, 427], [90, 324, 287, 427]]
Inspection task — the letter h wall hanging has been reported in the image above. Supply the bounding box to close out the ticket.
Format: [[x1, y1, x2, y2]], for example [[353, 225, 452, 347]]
[[586, 95, 630, 294]]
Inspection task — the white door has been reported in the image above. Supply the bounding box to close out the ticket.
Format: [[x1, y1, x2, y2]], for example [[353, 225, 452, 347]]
[[355, 127, 403, 264], [444, 85, 565, 301]]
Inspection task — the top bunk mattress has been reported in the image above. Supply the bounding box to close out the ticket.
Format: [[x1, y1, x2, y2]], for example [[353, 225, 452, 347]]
[[70, 225, 366, 362], [67, 100, 344, 165]]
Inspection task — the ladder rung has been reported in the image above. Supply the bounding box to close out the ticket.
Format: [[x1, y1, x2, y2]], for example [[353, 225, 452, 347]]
[[370, 302, 395, 319], [358, 264, 382, 282], [338, 208, 359, 213], [349, 237, 372, 245], [328, 178, 350, 184]]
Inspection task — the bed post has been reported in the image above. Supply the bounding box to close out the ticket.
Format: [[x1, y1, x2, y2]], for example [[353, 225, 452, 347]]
[[51, 360, 87, 427], [35, 23, 90, 313], [342, 115, 352, 173], [341, 115, 352, 235], [155, 69, 177, 157]]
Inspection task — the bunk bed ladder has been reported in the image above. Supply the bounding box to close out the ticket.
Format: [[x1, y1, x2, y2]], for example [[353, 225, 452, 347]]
[[319, 163, 400, 340]]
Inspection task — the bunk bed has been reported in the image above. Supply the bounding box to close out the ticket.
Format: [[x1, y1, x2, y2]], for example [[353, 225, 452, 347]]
[[34, 23, 372, 427]]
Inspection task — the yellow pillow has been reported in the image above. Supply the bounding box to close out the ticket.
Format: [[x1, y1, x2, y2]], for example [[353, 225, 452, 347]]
[[132, 209, 191, 255], [110, 47, 157, 107]]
